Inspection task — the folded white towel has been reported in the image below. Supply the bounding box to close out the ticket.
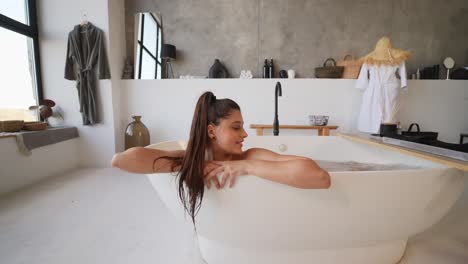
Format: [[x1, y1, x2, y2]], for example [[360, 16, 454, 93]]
[[239, 70, 253, 79]]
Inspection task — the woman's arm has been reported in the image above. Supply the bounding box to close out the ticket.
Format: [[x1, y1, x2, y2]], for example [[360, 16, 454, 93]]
[[244, 148, 330, 189], [206, 148, 331, 189], [111, 147, 184, 174], [246, 159, 330, 189]]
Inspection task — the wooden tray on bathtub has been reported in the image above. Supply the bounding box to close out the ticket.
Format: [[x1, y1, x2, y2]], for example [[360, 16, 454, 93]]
[[250, 124, 338, 136]]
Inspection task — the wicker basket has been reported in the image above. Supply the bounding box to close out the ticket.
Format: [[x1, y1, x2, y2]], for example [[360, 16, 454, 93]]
[[22, 121, 48, 131], [336, 54, 362, 79], [315, 58, 344, 78], [0, 120, 24, 132]]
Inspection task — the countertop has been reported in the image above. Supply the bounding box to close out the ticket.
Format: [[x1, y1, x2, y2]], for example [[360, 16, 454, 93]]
[[337, 133, 468, 172]]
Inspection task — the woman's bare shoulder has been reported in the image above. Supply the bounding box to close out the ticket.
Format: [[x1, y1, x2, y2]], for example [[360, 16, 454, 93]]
[[242, 148, 308, 161], [242, 148, 271, 158], [242, 148, 271, 159], [112, 147, 185, 174]]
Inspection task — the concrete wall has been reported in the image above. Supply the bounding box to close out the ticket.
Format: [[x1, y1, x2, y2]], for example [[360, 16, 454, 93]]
[[125, 0, 468, 78], [121, 79, 468, 145]]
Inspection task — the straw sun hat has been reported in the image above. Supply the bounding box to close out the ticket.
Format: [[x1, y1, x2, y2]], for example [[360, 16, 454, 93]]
[[359, 37, 410, 66]]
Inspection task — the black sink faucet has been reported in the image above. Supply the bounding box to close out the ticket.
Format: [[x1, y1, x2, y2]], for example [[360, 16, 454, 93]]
[[273, 81, 282, 136]]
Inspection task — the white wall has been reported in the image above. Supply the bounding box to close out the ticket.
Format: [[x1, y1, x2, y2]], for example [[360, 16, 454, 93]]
[[121, 79, 468, 147], [0, 138, 79, 195], [399, 80, 468, 144], [38, 0, 118, 168], [108, 0, 127, 154], [0, 0, 128, 196], [120, 79, 360, 147]]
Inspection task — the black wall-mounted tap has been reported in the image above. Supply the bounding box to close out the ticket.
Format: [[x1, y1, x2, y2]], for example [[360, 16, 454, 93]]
[[273, 81, 282, 136]]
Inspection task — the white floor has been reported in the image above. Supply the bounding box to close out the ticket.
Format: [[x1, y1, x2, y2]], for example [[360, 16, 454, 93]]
[[1, 168, 467, 264]]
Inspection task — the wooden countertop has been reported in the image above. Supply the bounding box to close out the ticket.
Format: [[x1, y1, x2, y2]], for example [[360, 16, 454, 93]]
[[337, 133, 468, 172]]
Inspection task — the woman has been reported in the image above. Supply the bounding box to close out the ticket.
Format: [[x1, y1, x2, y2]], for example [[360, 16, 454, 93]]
[[111, 91, 331, 224]]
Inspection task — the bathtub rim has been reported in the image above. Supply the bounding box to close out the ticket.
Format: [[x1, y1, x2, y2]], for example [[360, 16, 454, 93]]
[[144, 134, 456, 174], [144, 135, 467, 172]]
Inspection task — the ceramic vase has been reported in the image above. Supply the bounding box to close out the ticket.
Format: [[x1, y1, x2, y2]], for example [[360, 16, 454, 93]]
[[125, 115, 150, 149]]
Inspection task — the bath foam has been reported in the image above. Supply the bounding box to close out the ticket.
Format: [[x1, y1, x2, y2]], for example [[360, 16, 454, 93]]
[[315, 160, 423, 172]]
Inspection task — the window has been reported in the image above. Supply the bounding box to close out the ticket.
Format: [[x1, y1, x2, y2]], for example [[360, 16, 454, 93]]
[[135, 13, 162, 79], [0, 0, 43, 121]]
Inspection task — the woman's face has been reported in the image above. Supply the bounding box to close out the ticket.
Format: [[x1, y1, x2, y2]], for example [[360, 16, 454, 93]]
[[208, 110, 248, 155]]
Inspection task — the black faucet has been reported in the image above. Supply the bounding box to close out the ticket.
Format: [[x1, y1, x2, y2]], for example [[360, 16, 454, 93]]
[[273, 81, 282, 136]]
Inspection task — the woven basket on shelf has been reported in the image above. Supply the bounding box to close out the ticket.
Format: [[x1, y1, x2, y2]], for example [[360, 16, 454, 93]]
[[0, 120, 24, 132], [315, 58, 344, 78], [22, 121, 48, 131], [336, 54, 362, 79]]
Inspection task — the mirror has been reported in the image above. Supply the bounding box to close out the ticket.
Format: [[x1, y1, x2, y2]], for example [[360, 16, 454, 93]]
[[133, 12, 163, 79], [443, 57, 455, 80]]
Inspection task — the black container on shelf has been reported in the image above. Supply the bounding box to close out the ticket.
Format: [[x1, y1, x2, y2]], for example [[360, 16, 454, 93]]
[[419, 64, 440, 79], [451, 68, 468, 79], [379, 123, 398, 137], [263, 59, 269, 78], [269, 59, 274, 78], [401, 123, 438, 140], [279, 70, 288, 78], [208, 59, 229, 78]]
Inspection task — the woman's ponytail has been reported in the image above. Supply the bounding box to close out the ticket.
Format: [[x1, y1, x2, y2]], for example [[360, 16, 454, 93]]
[[178, 92, 215, 226], [177, 91, 240, 227]]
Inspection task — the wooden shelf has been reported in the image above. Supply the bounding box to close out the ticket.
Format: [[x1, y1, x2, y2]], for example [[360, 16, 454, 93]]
[[250, 124, 338, 136]]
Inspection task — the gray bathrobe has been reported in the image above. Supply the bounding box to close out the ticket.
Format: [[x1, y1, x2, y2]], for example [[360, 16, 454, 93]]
[[64, 22, 111, 125]]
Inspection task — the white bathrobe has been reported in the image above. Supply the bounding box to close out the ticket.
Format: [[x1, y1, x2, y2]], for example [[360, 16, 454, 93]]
[[355, 62, 407, 133]]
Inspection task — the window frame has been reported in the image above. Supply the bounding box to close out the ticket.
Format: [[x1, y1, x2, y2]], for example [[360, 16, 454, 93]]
[[136, 13, 162, 79], [0, 0, 44, 104]]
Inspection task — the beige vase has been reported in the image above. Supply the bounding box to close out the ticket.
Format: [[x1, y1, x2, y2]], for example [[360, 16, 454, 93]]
[[125, 115, 150, 150]]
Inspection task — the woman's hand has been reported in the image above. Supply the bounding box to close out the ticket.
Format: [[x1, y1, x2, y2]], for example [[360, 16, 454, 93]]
[[203, 161, 222, 189], [204, 160, 251, 188]]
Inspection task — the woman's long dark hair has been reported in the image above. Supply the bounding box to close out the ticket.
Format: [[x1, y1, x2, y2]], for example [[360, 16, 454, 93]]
[[154, 91, 240, 227]]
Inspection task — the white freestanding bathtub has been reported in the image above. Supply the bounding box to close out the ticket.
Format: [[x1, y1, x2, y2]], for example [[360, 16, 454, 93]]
[[146, 136, 465, 264]]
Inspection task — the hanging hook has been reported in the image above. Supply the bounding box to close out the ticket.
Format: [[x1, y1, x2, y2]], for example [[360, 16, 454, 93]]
[[81, 13, 88, 25]]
